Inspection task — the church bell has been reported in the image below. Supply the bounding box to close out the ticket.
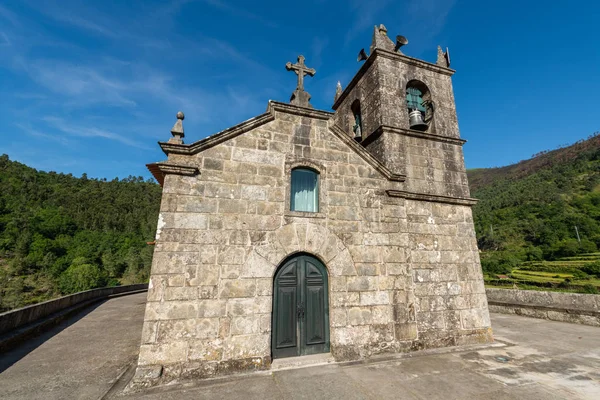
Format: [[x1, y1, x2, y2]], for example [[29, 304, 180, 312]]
[[409, 109, 428, 131]]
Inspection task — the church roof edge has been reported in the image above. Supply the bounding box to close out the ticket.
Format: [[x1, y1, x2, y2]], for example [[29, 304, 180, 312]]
[[158, 102, 333, 156], [332, 48, 455, 111]]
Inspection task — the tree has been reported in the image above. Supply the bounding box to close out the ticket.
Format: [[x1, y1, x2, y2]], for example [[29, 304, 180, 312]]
[[59, 257, 106, 294]]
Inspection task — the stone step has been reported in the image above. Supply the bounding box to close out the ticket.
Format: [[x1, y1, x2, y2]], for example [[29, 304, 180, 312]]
[[270, 353, 335, 371]]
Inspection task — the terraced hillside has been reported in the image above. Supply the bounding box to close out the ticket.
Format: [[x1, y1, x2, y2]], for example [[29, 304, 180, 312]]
[[469, 133, 600, 294]]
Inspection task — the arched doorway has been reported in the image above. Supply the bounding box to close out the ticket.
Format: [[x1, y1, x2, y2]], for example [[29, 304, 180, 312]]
[[271, 253, 330, 359]]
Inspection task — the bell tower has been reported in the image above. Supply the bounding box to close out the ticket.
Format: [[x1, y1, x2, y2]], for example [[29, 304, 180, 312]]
[[332, 24, 471, 201]]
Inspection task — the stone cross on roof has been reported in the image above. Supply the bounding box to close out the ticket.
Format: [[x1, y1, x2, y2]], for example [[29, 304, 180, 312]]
[[285, 55, 315, 108]]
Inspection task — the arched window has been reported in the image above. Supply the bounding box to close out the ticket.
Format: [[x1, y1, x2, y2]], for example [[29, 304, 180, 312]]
[[290, 168, 319, 212], [406, 80, 434, 132], [351, 100, 362, 140]]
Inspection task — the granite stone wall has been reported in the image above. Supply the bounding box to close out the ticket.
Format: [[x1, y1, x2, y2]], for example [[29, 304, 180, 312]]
[[132, 106, 491, 387]]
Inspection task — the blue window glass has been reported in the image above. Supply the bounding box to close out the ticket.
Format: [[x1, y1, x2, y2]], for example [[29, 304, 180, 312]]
[[290, 168, 319, 212]]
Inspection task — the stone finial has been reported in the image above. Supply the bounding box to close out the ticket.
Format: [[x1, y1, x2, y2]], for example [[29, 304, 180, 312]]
[[334, 81, 343, 103], [436, 46, 445, 66], [285, 55, 316, 108], [169, 111, 185, 144], [370, 24, 396, 53], [436, 46, 451, 68]]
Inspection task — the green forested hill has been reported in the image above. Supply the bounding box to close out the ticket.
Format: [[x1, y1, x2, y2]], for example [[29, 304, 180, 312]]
[[469, 133, 600, 292], [0, 154, 162, 312]]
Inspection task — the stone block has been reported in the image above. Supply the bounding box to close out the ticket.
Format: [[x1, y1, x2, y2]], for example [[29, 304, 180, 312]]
[[138, 341, 188, 365], [332, 325, 369, 346], [197, 299, 227, 318], [241, 185, 267, 201], [395, 322, 417, 340], [221, 264, 241, 279], [218, 199, 247, 214], [371, 305, 393, 324], [331, 292, 360, 307], [330, 276, 347, 292], [188, 339, 223, 361], [188, 265, 219, 286], [360, 291, 390, 305], [347, 276, 378, 291], [218, 246, 248, 265], [223, 334, 270, 360], [240, 251, 274, 278], [157, 318, 219, 341], [173, 214, 207, 230], [230, 316, 261, 335], [331, 307, 347, 327], [329, 248, 357, 276], [141, 321, 158, 344], [347, 307, 373, 325], [255, 278, 272, 296], [177, 196, 218, 213], [460, 308, 489, 329], [356, 263, 379, 276], [199, 286, 218, 299], [164, 286, 198, 301], [145, 301, 198, 321], [227, 297, 271, 316], [219, 279, 256, 298]]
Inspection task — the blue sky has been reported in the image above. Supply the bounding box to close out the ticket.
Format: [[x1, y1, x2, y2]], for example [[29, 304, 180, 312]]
[[1, 0, 599, 179]]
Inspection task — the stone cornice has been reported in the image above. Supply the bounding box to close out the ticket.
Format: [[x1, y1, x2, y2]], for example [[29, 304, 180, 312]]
[[146, 162, 199, 187], [386, 189, 478, 206], [332, 48, 455, 110], [376, 49, 455, 76], [329, 125, 405, 183], [364, 125, 466, 146]]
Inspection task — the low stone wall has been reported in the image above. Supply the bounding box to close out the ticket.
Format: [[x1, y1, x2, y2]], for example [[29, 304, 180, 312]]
[[0, 284, 148, 351], [486, 288, 600, 327]]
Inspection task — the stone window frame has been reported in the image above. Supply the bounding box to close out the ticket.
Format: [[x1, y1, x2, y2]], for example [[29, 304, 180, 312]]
[[284, 159, 327, 219]]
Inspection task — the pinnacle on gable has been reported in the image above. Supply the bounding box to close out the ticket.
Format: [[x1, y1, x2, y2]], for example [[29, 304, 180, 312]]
[[370, 24, 395, 53], [169, 111, 185, 144]]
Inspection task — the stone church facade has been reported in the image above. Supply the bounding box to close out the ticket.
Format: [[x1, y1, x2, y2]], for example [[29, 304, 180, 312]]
[[133, 25, 492, 386]]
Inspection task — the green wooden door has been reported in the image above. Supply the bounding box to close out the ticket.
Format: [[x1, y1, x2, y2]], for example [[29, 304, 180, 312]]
[[272, 254, 330, 359]]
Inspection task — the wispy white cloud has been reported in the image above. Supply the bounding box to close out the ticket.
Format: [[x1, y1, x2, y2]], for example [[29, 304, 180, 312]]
[[202, 0, 279, 28], [0, 4, 20, 27], [21, 59, 137, 107], [0, 32, 10, 46], [42, 116, 151, 149], [14, 122, 70, 145]]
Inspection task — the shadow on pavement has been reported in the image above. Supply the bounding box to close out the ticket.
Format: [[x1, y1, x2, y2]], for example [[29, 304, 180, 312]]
[[0, 299, 106, 373]]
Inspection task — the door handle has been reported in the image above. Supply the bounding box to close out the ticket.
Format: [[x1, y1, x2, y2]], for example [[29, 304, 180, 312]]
[[297, 302, 305, 319]]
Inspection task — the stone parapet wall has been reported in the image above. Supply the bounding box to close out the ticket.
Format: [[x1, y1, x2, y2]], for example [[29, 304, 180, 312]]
[[0, 283, 148, 336], [486, 288, 600, 327], [0, 284, 148, 353]]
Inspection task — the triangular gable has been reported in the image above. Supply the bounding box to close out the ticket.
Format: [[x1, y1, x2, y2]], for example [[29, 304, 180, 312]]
[[150, 101, 405, 184]]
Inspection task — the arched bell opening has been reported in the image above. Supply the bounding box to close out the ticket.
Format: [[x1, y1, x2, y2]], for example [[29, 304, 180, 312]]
[[405, 79, 435, 133], [271, 252, 330, 359]]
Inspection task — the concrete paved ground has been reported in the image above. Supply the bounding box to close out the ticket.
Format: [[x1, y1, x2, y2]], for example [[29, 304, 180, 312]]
[[0, 292, 147, 400], [0, 292, 599, 399]]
